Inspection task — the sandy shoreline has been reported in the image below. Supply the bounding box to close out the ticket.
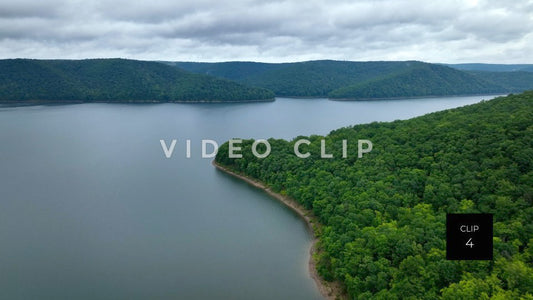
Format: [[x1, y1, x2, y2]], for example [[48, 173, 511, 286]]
[[212, 161, 345, 300]]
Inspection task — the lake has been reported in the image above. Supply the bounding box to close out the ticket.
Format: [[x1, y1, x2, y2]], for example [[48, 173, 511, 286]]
[[0, 95, 497, 299]]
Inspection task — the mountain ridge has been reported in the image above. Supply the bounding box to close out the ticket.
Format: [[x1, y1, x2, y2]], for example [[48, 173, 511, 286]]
[[446, 63, 533, 72], [328, 62, 505, 99], [2, 59, 531, 103], [0, 58, 275, 103], [175, 60, 531, 99]]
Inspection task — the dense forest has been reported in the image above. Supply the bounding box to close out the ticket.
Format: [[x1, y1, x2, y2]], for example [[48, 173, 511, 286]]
[[0, 59, 274, 102], [169, 61, 283, 81], [175, 60, 533, 99], [447, 63, 533, 72], [3, 58, 532, 102], [466, 71, 533, 93], [328, 63, 503, 99], [215, 92, 533, 299], [238, 60, 417, 97]]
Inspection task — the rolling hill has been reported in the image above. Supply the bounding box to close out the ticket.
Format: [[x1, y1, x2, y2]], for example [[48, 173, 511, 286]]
[[169, 61, 283, 81], [447, 63, 533, 72], [240, 60, 423, 97], [176, 60, 439, 97], [0, 59, 275, 103], [176, 60, 525, 99], [328, 62, 505, 99], [3, 59, 530, 102], [465, 71, 533, 93]]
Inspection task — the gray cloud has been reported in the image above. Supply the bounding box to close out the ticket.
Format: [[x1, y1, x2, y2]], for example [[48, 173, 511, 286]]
[[0, 0, 532, 63], [0, 1, 60, 19]]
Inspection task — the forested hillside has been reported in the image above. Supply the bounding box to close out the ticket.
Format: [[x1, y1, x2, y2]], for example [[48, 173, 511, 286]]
[[466, 71, 533, 93], [171, 61, 283, 81], [239, 60, 417, 97], [176, 60, 524, 99], [5, 58, 529, 102], [447, 63, 533, 72], [328, 63, 504, 99], [0, 59, 274, 102], [215, 92, 533, 299]]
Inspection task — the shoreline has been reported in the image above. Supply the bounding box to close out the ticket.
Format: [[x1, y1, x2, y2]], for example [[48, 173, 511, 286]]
[[328, 92, 506, 101], [212, 160, 345, 300], [0, 98, 275, 107]]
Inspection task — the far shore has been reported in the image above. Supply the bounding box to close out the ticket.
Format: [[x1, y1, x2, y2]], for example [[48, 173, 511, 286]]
[[0, 98, 275, 106], [212, 160, 345, 300]]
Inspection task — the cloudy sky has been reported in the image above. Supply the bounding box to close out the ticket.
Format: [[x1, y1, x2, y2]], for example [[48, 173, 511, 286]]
[[0, 0, 532, 63]]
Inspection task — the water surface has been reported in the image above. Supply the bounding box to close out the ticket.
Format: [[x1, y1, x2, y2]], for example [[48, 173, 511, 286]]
[[0, 95, 497, 299]]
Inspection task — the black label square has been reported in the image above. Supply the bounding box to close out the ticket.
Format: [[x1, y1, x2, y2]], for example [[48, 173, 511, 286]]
[[446, 213, 493, 260]]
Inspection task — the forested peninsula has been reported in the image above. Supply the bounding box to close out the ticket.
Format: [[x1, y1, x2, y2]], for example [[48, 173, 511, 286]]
[[215, 92, 533, 299], [0, 59, 274, 103]]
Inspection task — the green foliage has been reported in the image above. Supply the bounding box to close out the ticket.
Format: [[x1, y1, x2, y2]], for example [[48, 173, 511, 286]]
[[216, 92, 533, 299], [467, 71, 533, 93], [241, 60, 417, 97], [177, 60, 517, 98], [0, 59, 275, 102], [447, 63, 533, 72], [173, 61, 283, 81], [328, 63, 504, 99]]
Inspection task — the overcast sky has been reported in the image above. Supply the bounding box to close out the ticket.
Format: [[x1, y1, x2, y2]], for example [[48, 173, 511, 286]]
[[0, 0, 532, 63]]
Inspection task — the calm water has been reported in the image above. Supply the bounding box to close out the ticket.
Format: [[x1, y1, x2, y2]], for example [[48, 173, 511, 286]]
[[0, 95, 497, 300]]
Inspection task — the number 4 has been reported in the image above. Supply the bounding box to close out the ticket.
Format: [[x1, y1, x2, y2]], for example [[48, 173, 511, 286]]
[[466, 238, 474, 248]]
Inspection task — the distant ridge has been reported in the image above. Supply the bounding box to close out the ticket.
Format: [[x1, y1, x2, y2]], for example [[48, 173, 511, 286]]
[[2, 59, 531, 103], [175, 60, 531, 99], [446, 63, 533, 72], [463, 71, 533, 93], [167, 61, 283, 81], [328, 62, 503, 99], [0, 59, 275, 103]]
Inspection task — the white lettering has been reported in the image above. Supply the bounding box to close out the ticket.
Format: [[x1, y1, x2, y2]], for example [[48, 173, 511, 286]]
[[229, 139, 243, 158], [202, 140, 219, 158], [294, 139, 311, 158], [342, 139, 348, 158], [358, 139, 373, 158], [252, 139, 271, 158], [160, 139, 177, 158], [321, 139, 333, 158], [186, 139, 191, 158]]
